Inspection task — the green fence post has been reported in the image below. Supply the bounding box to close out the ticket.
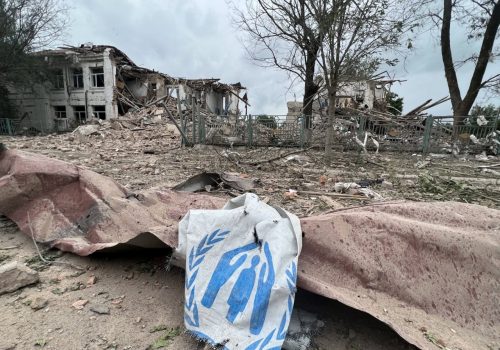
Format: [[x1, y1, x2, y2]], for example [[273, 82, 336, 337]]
[[196, 105, 205, 144], [422, 115, 434, 154], [191, 97, 196, 145], [6, 119, 13, 135], [247, 114, 253, 147], [299, 115, 305, 148]]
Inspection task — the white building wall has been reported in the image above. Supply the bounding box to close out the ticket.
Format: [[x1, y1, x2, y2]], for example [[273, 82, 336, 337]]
[[8, 48, 118, 132]]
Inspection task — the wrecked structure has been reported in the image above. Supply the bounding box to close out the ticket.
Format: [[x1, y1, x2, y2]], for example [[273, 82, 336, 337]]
[[286, 79, 395, 122], [6, 44, 246, 133]]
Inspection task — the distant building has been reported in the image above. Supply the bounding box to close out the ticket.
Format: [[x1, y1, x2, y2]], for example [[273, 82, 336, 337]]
[[286, 79, 394, 122], [5, 44, 246, 133]]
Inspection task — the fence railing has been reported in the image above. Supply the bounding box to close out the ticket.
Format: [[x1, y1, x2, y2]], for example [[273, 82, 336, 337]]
[[184, 113, 499, 154], [183, 114, 307, 148], [0, 118, 15, 135]]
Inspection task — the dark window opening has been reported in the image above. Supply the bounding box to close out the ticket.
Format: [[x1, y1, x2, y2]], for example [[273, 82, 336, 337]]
[[73, 68, 84, 89], [151, 83, 157, 91], [53, 70, 64, 89], [54, 106, 66, 119], [93, 105, 106, 120], [73, 105, 86, 122], [91, 67, 104, 87]]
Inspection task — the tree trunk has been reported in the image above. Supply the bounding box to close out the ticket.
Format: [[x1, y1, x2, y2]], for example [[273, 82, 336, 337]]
[[441, 0, 500, 125], [440, 0, 462, 118], [460, 0, 500, 116], [303, 50, 319, 142], [324, 88, 337, 159]]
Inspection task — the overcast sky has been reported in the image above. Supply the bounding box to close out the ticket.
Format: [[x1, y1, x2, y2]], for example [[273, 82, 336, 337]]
[[59, 0, 499, 115]]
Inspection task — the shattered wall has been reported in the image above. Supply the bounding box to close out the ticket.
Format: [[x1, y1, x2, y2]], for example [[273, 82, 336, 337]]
[[8, 48, 118, 132]]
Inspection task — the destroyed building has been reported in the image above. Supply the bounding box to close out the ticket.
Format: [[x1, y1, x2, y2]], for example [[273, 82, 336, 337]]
[[286, 79, 394, 122], [5, 44, 246, 133]]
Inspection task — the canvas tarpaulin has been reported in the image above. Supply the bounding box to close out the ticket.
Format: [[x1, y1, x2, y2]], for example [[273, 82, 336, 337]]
[[0, 147, 499, 350]]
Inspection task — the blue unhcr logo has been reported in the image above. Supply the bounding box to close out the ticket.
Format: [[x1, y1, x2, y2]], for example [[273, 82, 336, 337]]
[[185, 228, 297, 350], [201, 241, 275, 335]]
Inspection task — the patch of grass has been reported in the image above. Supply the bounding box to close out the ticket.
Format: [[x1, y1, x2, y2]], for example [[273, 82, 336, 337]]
[[417, 173, 478, 203], [24, 249, 63, 271], [420, 328, 447, 349], [149, 324, 168, 333], [0, 253, 11, 263], [148, 327, 181, 349], [51, 287, 67, 295], [34, 339, 47, 347]]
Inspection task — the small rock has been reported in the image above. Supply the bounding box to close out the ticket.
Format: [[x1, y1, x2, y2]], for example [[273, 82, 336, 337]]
[[381, 180, 393, 188], [135, 317, 142, 323], [72, 299, 88, 310], [30, 297, 48, 310], [0, 261, 39, 295], [90, 304, 110, 315], [87, 275, 97, 286], [68, 281, 85, 291]]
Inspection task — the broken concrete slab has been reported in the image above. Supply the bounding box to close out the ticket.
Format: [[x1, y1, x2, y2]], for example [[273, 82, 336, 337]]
[[72, 124, 100, 137], [0, 261, 39, 295]]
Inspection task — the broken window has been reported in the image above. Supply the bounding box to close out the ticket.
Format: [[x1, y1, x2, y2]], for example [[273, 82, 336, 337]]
[[151, 83, 157, 91], [73, 106, 86, 122], [92, 105, 106, 120], [54, 106, 66, 119], [52, 69, 64, 89], [91, 67, 105, 87], [73, 68, 84, 89]]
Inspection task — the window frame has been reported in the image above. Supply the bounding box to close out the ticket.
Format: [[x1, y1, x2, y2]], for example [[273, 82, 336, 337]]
[[72, 68, 84, 89], [90, 67, 105, 88], [53, 69, 65, 90], [54, 105, 67, 119], [73, 105, 86, 122], [92, 105, 106, 120]]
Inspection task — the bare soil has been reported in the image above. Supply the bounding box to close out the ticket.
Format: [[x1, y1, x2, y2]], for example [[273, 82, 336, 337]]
[[0, 125, 498, 350]]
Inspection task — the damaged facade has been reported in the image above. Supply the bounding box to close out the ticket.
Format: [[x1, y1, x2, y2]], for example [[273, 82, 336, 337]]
[[286, 79, 394, 122], [6, 44, 246, 133]]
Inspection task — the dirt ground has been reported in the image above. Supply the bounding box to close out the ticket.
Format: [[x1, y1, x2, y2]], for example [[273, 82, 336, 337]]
[[0, 123, 498, 350]]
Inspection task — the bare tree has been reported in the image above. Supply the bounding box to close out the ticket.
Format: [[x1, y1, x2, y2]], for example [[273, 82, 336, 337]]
[[0, 0, 67, 115], [436, 0, 500, 124], [233, 0, 328, 135], [310, 0, 420, 158]]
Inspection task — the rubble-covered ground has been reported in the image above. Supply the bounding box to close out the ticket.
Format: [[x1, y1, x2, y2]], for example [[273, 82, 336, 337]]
[[0, 119, 498, 350], [2, 119, 498, 214]]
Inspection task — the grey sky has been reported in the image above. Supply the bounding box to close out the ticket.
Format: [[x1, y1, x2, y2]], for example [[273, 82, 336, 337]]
[[60, 0, 499, 116]]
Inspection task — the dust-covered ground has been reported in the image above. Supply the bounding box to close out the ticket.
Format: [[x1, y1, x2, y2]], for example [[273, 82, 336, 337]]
[[0, 123, 498, 350]]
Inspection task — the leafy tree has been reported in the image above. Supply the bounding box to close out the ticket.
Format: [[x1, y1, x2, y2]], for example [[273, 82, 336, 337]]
[[386, 91, 404, 115], [433, 0, 500, 124], [0, 0, 67, 117], [310, 0, 421, 158], [469, 104, 500, 127], [234, 0, 329, 136]]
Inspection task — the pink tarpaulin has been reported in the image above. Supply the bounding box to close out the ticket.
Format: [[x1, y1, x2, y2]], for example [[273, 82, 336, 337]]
[[0, 147, 498, 350]]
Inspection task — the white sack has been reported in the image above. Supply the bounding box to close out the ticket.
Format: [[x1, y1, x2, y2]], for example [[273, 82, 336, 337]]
[[173, 193, 302, 349]]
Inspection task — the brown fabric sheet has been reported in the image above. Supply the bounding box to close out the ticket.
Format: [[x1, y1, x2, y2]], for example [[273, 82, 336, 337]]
[[0, 148, 498, 350], [0, 148, 223, 255]]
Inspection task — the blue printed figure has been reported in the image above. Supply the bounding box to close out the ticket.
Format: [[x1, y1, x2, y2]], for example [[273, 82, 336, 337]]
[[201, 242, 258, 309], [250, 242, 275, 335], [226, 255, 260, 323]]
